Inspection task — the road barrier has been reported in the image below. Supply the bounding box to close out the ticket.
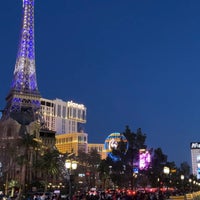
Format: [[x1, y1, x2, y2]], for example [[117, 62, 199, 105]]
[[170, 195, 185, 200], [170, 192, 200, 200]]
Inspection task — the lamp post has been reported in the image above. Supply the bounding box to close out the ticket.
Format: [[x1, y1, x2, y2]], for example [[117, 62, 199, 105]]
[[157, 177, 160, 189], [180, 175, 184, 194], [65, 160, 78, 200], [189, 178, 192, 192], [163, 167, 170, 184], [163, 167, 170, 196], [108, 165, 112, 189]]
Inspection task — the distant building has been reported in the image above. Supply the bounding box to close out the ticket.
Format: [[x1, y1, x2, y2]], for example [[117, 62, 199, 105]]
[[88, 143, 107, 159], [41, 97, 106, 158], [55, 133, 106, 159], [39, 128, 56, 148], [190, 142, 200, 179], [55, 132, 88, 155], [40, 98, 86, 134]]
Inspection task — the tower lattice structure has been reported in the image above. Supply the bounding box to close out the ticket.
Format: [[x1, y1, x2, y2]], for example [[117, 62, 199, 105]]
[[1, 0, 41, 124], [0, 1, 57, 188]]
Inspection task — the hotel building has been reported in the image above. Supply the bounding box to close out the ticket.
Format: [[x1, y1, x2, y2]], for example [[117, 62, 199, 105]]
[[40, 97, 106, 158], [41, 98, 86, 134], [191, 142, 200, 179]]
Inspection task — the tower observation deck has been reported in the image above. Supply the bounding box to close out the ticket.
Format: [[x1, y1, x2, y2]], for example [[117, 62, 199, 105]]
[[1, 0, 41, 122]]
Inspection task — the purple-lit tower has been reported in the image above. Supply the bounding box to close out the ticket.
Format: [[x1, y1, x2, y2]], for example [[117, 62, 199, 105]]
[[0, 1, 56, 187], [1, 0, 41, 121]]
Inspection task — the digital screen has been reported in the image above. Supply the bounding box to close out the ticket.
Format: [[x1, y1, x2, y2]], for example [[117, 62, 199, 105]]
[[139, 149, 151, 170]]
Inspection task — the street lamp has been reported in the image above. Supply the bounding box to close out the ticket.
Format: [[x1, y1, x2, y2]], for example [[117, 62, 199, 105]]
[[163, 167, 170, 195], [108, 166, 112, 188], [189, 178, 192, 192], [163, 166, 170, 175], [157, 177, 160, 189], [65, 160, 78, 199], [180, 175, 184, 194]]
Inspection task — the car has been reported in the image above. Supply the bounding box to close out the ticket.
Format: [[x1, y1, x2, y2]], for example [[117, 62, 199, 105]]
[[88, 188, 98, 196], [105, 189, 116, 197], [126, 189, 136, 196]]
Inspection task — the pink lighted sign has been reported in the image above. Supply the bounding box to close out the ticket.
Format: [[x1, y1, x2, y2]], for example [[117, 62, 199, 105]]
[[139, 149, 151, 170]]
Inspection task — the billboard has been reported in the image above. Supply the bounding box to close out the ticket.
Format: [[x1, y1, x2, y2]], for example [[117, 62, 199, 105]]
[[139, 149, 151, 170], [104, 132, 129, 161], [191, 142, 200, 149]]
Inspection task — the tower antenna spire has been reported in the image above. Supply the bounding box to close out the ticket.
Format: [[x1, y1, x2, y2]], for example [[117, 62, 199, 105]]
[[1, 0, 41, 121]]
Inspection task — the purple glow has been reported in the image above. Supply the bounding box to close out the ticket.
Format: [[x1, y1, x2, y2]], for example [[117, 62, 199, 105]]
[[11, 0, 39, 93], [139, 149, 151, 170], [11, 71, 38, 92], [17, 0, 35, 60]]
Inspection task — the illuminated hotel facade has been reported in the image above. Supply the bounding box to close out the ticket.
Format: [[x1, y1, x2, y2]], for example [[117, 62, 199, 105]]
[[55, 132, 88, 155], [88, 143, 107, 159], [40, 98, 86, 134], [191, 142, 200, 179], [55, 133, 106, 159], [40, 97, 106, 158]]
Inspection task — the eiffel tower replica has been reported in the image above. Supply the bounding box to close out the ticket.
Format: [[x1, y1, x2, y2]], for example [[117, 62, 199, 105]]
[[0, 0, 57, 142], [0, 1, 56, 191], [0, 0, 42, 139]]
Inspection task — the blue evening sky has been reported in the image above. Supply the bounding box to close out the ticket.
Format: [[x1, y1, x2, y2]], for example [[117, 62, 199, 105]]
[[0, 1, 200, 167]]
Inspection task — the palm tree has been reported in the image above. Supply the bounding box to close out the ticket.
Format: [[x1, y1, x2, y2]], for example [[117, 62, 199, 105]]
[[35, 148, 63, 192], [2, 142, 19, 196], [8, 179, 20, 197], [77, 149, 101, 189], [88, 149, 101, 187], [16, 133, 41, 194], [98, 159, 110, 189]]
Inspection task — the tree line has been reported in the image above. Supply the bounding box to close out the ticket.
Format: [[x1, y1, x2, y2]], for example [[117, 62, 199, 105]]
[[0, 125, 195, 197]]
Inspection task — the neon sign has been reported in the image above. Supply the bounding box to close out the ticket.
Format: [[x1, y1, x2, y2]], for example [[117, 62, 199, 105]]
[[139, 149, 151, 170]]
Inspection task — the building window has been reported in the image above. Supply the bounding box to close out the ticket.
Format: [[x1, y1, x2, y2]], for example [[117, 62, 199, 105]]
[[73, 108, 76, 118], [57, 105, 61, 117], [82, 110, 85, 120], [62, 119, 65, 133], [7, 127, 12, 137], [78, 110, 81, 119], [62, 106, 66, 118], [78, 136, 83, 142]]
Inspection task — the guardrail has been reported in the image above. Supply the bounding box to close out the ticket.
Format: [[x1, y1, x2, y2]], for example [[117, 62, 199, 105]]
[[169, 195, 185, 200], [170, 191, 200, 200]]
